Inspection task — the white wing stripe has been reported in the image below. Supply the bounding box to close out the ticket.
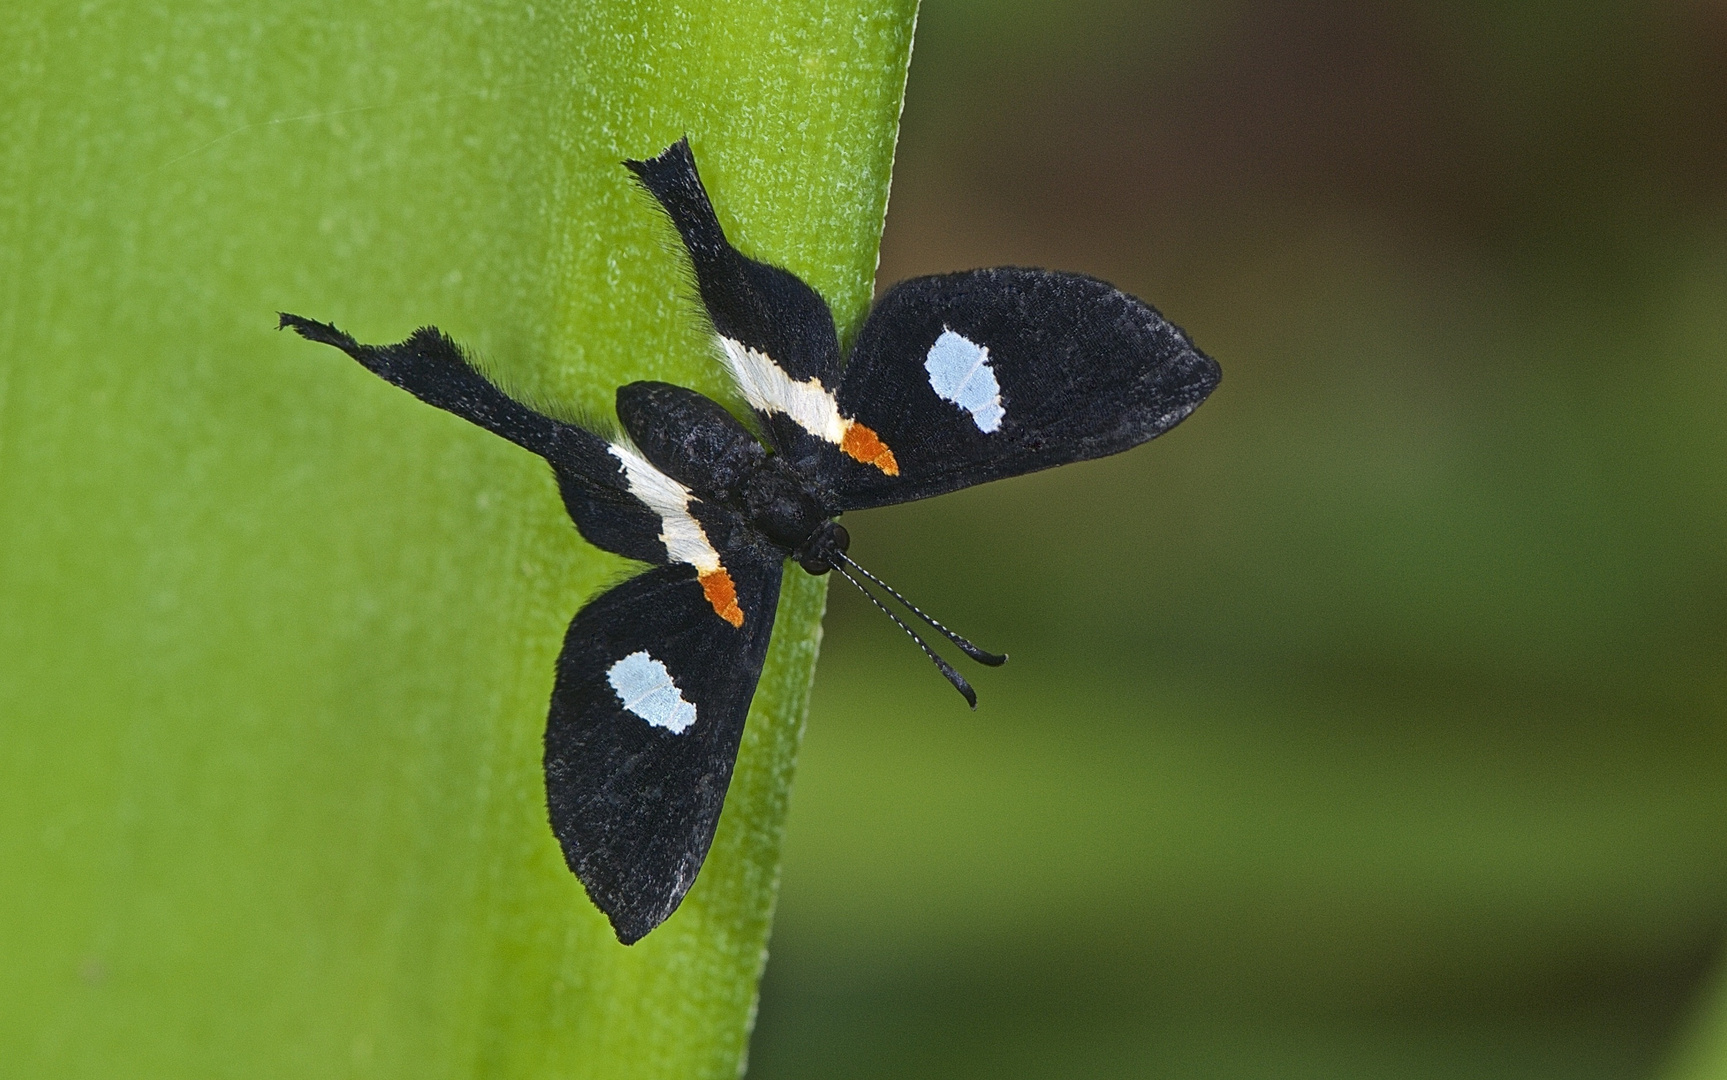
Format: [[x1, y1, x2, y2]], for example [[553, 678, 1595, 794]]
[[608, 443, 721, 573], [718, 335, 847, 443]]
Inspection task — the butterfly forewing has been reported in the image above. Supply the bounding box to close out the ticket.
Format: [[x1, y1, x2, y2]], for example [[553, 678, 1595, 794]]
[[825, 268, 1221, 510], [543, 556, 782, 944]]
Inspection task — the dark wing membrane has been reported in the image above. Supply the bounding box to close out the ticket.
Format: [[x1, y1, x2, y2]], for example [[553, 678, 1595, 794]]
[[544, 554, 783, 944], [824, 269, 1221, 510], [625, 139, 845, 458], [279, 314, 669, 565]]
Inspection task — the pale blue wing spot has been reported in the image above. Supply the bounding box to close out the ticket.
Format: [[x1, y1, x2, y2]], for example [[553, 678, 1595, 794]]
[[924, 329, 1005, 433], [606, 650, 698, 734]]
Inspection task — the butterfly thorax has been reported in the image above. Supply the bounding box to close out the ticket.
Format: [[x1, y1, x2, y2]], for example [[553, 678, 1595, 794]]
[[616, 378, 835, 564]]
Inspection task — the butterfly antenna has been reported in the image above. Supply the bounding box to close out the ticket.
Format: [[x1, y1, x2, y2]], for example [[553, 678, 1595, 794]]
[[836, 553, 1007, 666], [833, 564, 979, 709]]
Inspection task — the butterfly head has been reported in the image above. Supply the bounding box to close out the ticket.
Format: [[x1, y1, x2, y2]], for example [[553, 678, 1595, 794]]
[[793, 520, 850, 576]]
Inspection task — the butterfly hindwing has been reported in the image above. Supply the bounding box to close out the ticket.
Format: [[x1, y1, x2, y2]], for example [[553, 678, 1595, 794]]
[[823, 268, 1222, 510], [278, 313, 679, 566], [626, 139, 845, 462], [543, 554, 783, 944]]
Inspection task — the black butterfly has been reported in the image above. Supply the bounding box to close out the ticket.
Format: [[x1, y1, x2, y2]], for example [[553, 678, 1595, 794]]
[[280, 138, 1219, 944]]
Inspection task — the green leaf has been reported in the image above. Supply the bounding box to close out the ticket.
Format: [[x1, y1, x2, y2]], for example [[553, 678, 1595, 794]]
[[0, 1, 917, 1076]]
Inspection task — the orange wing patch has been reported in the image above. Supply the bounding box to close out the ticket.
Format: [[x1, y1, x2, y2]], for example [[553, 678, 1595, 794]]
[[698, 568, 745, 628], [841, 421, 900, 476]]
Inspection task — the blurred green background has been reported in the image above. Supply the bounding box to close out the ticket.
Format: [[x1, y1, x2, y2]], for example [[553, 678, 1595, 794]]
[[749, 1, 1727, 1077]]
